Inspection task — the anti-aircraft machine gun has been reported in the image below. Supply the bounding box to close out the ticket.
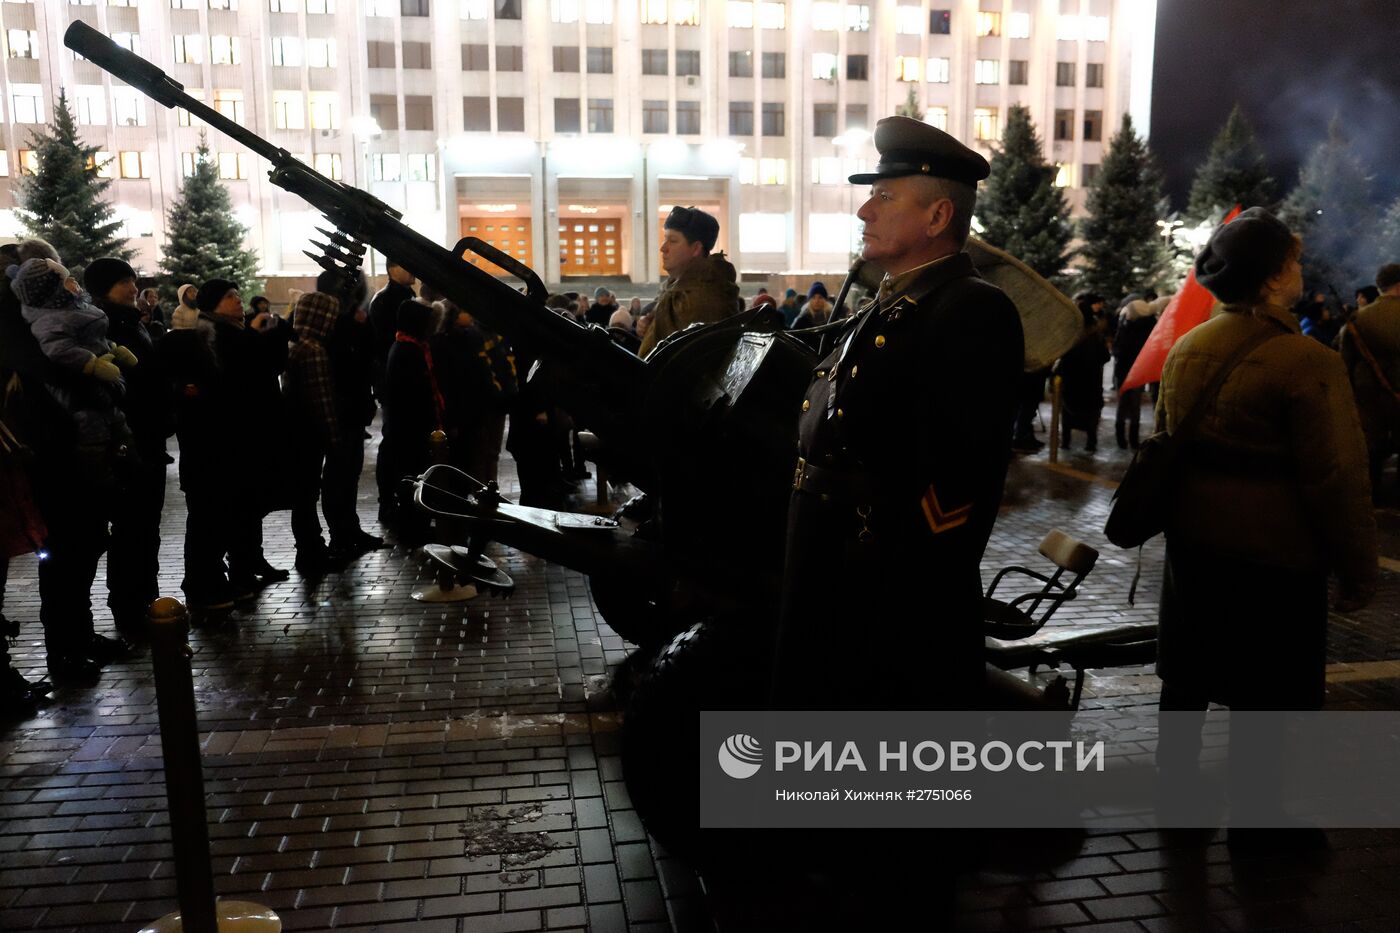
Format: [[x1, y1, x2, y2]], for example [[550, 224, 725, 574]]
[[67, 21, 1094, 865]]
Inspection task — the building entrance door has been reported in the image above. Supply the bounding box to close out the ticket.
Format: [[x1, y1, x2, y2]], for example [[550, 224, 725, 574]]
[[460, 216, 533, 276], [558, 218, 622, 276]]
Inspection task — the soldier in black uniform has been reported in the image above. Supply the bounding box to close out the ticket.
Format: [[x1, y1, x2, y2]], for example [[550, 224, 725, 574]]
[[771, 116, 1024, 711]]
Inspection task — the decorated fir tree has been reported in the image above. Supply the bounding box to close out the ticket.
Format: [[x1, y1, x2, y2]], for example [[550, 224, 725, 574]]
[[895, 87, 923, 121], [1280, 118, 1376, 298], [157, 133, 262, 304], [15, 89, 132, 276], [976, 105, 1073, 281], [1185, 105, 1276, 223], [1079, 114, 1171, 301]]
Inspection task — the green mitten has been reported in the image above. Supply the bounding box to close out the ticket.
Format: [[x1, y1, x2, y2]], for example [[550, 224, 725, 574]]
[[84, 353, 122, 383], [110, 344, 138, 368]]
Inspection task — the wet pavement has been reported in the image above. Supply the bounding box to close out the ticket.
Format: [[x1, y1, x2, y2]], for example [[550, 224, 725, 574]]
[[2, 393, 1399, 932]]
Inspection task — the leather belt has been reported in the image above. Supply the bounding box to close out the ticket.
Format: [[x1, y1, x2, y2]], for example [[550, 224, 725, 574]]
[[792, 456, 874, 501]]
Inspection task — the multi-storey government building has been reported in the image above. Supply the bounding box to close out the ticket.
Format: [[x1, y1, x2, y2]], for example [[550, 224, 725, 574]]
[[0, 0, 1155, 285]]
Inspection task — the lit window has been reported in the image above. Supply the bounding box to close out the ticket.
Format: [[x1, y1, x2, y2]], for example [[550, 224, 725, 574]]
[[271, 37, 302, 67], [309, 92, 339, 130], [308, 0, 336, 10], [674, 0, 700, 25], [739, 212, 786, 252], [213, 90, 244, 123], [811, 2, 838, 30], [313, 153, 343, 180], [726, 0, 753, 27], [210, 36, 241, 65], [846, 4, 870, 30], [926, 57, 949, 83], [738, 157, 756, 185], [808, 213, 859, 254], [461, 0, 488, 19], [218, 152, 251, 180], [1008, 12, 1031, 38], [114, 206, 155, 238], [976, 11, 1000, 37], [74, 87, 106, 126], [584, 0, 613, 24], [113, 88, 147, 126], [1056, 15, 1081, 41], [180, 151, 208, 177], [118, 151, 152, 180], [974, 59, 999, 85], [0, 150, 8, 178], [209, 0, 238, 9], [306, 38, 336, 68], [7, 29, 37, 60], [551, 0, 578, 22], [1054, 163, 1075, 188], [173, 35, 204, 64], [810, 156, 840, 185], [973, 107, 999, 142], [91, 151, 113, 178], [758, 2, 785, 29], [270, 0, 303, 10], [366, 0, 398, 15], [926, 107, 948, 131], [273, 91, 305, 129], [406, 153, 436, 182], [372, 153, 402, 182], [895, 6, 922, 35], [11, 86, 42, 124], [759, 157, 786, 185], [812, 53, 837, 80], [895, 56, 920, 82], [19, 149, 40, 176], [640, 0, 666, 23], [1084, 16, 1109, 41], [171, 0, 199, 8]]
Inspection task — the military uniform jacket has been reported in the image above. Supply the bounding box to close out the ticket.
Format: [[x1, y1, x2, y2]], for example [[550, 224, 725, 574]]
[[770, 252, 1023, 710]]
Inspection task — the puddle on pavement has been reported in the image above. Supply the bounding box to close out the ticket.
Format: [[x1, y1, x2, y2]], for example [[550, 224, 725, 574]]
[[461, 804, 558, 870]]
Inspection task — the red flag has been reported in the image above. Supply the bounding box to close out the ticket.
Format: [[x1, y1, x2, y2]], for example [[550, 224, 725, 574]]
[[1120, 205, 1242, 393]]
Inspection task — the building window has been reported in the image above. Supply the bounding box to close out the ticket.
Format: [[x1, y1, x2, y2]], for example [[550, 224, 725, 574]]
[[1084, 16, 1109, 41], [973, 107, 999, 142], [367, 41, 395, 68], [924, 57, 948, 83], [761, 101, 784, 136], [676, 49, 701, 75], [1056, 61, 1075, 86], [463, 96, 491, 131], [273, 91, 305, 129], [217, 152, 250, 180], [18, 149, 39, 176], [405, 153, 436, 182], [1086, 62, 1104, 88], [758, 2, 785, 29], [213, 89, 244, 123], [587, 47, 613, 74], [926, 106, 948, 131], [846, 54, 868, 81], [497, 0, 522, 18], [761, 52, 784, 79], [676, 101, 700, 134], [976, 11, 1000, 37], [496, 45, 523, 71], [1008, 60, 1028, 85], [551, 0, 579, 22], [587, 98, 613, 133], [555, 98, 581, 133], [812, 53, 836, 81], [1082, 163, 1100, 186], [113, 89, 147, 126], [180, 151, 205, 178], [759, 158, 786, 185], [402, 42, 431, 69], [813, 103, 837, 138], [895, 6, 922, 35], [896, 57, 920, 82], [739, 212, 786, 250], [930, 9, 950, 34], [739, 157, 756, 184], [314, 153, 343, 180], [728, 50, 752, 77], [309, 91, 339, 129], [553, 46, 580, 72], [846, 4, 870, 30], [173, 35, 204, 65], [845, 103, 867, 130], [111, 33, 140, 54], [462, 44, 489, 70], [372, 153, 402, 182], [370, 94, 398, 130], [1008, 11, 1031, 38], [1083, 110, 1103, 142], [727, 1, 754, 27], [729, 101, 753, 136], [400, 0, 429, 15], [459, 0, 488, 15], [1054, 162, 1075, 188], [271, 37, 302, 67], [642, 49, 668, 74], [584, 0, 613, 24], [75, 88, 106, 126], [307, 38, 336, 68], [811, 2, 838, 30], [307, 0, 335, 11], [1054, 109, 1073, 141], [499, 97, 524, 131], [643, 100, 668, 134], [674, 0, 700, 25], [640, 0, 667, 23], [974, 59, 999, 85], [210, 36, 241, 65], [402, 95, 432, 131], [119, 151, 152, 179]]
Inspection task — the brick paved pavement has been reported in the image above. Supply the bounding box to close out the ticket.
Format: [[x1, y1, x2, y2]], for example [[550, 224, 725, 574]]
[[2, 394, 1399, 932]]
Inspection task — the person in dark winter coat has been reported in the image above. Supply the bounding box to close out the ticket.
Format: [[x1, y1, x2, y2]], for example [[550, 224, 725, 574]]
[[367, 262, 417, 515], [585, 287, 619, 327], [1111, 295, 1165, 449], [85, 258, 176, 636], [1055, 293, 1111, 452], [283, 291, 346, 575], [378, 300, 443, 541]]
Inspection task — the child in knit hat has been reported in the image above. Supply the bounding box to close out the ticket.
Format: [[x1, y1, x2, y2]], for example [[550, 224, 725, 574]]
[[7, 257, 136, 464]]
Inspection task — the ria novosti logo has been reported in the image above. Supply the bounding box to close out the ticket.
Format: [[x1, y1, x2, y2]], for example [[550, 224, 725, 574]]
[[717, 734, 763, 779]]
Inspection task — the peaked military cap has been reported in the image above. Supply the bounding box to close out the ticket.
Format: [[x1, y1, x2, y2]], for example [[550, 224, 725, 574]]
[[848, 116, 991, 187]]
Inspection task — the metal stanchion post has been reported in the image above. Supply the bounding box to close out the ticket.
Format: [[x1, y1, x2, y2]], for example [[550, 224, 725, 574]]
[[1049, 375, 1063, 465], [140, 597, 280, 933]]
